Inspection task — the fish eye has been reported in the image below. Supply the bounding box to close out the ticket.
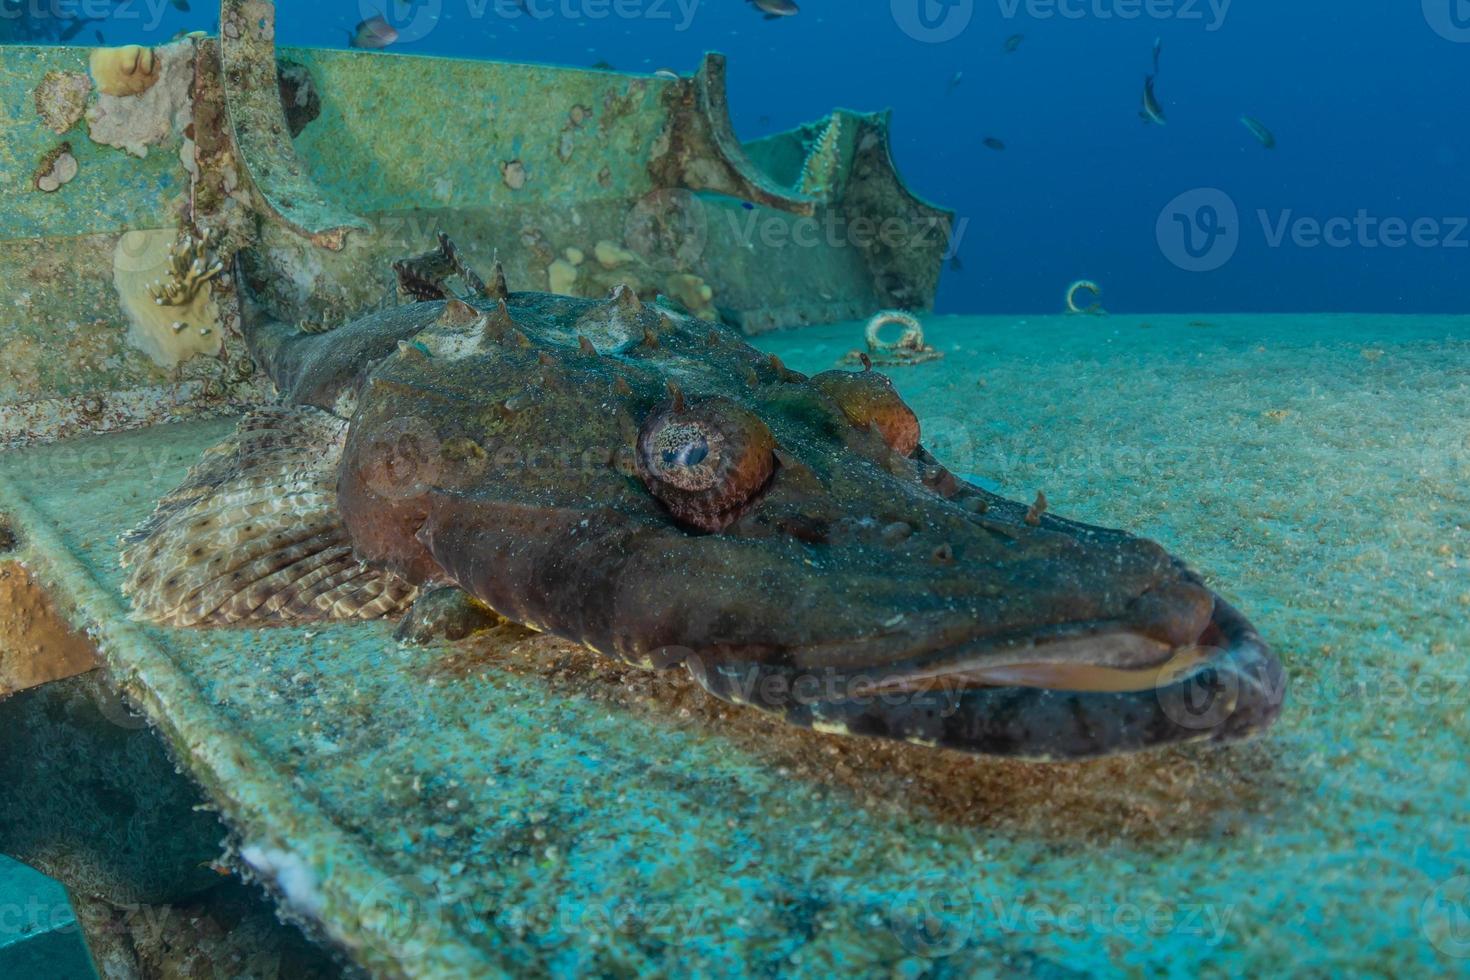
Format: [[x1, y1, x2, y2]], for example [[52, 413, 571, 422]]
[[637, 397, 776, 532], [650, 421, 719, 490], [810, 368, 920, 457]]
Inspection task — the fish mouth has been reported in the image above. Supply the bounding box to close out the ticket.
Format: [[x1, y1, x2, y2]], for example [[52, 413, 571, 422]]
[[685, 595, 1286, 761]]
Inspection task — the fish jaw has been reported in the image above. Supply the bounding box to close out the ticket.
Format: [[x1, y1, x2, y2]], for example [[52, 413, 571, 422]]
[[410, 463, 1284, 760], [688, 595, 1284, 761]]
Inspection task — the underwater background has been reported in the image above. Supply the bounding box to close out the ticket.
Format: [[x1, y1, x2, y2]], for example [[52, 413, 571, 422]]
[[9, 0, 1470, 315], [2, 3, 1469, 977]]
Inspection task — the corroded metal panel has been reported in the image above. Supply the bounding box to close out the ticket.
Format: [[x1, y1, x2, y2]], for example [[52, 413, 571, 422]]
[[0, 24, 949, 448]]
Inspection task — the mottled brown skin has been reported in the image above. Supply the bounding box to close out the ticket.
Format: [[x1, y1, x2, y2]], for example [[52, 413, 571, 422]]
[[244, 273, 1283, 760]]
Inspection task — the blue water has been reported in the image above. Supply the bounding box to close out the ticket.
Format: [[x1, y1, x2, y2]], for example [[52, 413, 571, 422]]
[[9, 1, 1468, 313]]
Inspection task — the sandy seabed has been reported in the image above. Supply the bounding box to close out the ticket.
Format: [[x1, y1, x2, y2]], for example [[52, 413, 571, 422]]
[[3, 311, 1466, 976], [757, 311, 1470, 975]]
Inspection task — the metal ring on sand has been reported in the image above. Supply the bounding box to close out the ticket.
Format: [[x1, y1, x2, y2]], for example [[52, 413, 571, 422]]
[[865, 310, 926, 352], [1065, 280, 1105, 315]]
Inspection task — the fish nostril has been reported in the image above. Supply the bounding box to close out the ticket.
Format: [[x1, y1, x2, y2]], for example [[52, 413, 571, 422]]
[[879, 521, 913, 546], [778, 514, 829, 544], [931, 542, 955, 564]]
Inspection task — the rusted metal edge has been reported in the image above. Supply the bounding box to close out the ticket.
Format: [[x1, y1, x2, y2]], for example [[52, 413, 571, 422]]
[[0, 555, 100, 698], [218, 0, 368, 251], [0, 468, 507, 978], [668, 53, 817, 216], [843, 109, 955, 310], [855, 109, 954, 229]]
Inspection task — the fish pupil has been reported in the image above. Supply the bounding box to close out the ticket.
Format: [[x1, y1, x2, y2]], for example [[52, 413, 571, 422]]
[[663, 437, 709, 469]]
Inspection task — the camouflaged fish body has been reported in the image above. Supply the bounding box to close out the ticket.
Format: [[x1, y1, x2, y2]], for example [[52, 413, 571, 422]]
[[121, 237, 1284, 759]]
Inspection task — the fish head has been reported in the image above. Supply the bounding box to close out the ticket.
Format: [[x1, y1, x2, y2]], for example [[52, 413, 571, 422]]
[[338, 290, 1284, 759]]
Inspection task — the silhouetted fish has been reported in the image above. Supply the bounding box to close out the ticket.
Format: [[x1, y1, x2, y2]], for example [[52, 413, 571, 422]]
[[946, 71, 963, 95], [747, 0, 798, 18], [350, 15, 399, 49], [1003, 33, 1024, 53], [1139, 38, 1165, 126], [983, 137, 1006, 151], [1240, 115, 1276, 149]]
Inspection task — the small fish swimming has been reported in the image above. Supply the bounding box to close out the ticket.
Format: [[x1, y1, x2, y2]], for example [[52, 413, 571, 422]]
[[350, 15, 399, 50], [1139, 40, 1166, 127], [1240, 115, 1277, 149], [983, 137, 1006, 152], [747, 0, 798, 18], [945, 71, 963, 96], [1003, 33, 1025, 53]]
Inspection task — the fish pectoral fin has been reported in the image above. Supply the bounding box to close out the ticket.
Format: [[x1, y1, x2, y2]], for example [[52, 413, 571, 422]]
[[120, 406, 418, 627], [394, 586, 507, 645]]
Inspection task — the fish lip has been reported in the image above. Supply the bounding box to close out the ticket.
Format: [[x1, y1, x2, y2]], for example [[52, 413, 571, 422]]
[[685, 595, 1286, 761]]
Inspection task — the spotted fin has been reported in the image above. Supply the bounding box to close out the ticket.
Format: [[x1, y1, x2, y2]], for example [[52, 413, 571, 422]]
[[120, 407, 418, 627]]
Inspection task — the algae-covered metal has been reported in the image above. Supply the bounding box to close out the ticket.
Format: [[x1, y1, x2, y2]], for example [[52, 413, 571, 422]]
[[0, 0, 951, 449]]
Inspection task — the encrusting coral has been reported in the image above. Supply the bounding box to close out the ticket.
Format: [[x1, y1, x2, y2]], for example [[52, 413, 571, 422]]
[[147, 228, 223, 307], [33, 143, 78, 193], [114, 227, 224, 368], [89, 45, 160, 98]]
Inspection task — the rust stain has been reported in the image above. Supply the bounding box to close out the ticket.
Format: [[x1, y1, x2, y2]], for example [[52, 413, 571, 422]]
[[0, 560, 100, 697]]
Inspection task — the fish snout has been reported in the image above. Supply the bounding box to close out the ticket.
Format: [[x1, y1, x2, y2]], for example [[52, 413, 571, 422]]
[[683, 592, 1285, 760]]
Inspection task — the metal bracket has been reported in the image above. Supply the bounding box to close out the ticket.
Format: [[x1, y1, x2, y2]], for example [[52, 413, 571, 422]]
[[219, 0, 369, 250]]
